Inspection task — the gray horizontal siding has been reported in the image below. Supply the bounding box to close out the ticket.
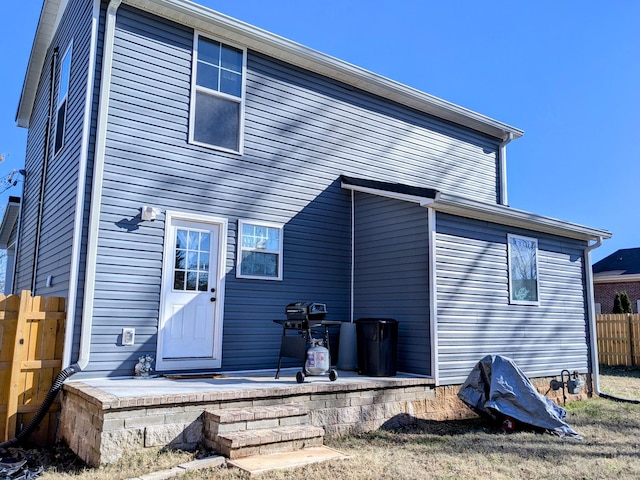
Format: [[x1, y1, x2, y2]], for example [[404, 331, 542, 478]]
[[83, 4, 502, 377], [15, 0, 93, 299], [353, 192, 430, 375], [435, 212, 589, 385]]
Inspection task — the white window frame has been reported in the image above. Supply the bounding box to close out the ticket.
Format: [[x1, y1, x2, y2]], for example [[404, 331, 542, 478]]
[[507, 234, 540, 306], [54, 42, 73, 155], [236, 219, 283, 281], [188, 32, 247, 154]]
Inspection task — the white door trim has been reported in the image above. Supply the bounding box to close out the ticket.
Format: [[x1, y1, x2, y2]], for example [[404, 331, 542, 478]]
[[156, 210, 228, 370]]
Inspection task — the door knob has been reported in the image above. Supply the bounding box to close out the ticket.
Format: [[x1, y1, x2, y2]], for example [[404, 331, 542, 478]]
[[210, 297, 216, 302]]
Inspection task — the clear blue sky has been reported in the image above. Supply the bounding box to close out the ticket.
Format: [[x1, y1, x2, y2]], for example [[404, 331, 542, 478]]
[[1, 1, 638, 263]]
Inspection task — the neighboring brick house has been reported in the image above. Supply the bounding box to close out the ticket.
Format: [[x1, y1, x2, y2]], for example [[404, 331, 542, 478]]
[[593, 248, 640, 314]]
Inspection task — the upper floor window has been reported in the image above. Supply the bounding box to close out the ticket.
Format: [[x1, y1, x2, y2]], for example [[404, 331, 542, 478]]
[[236, 220, 283, 280], [507, 234, 540, 305], [190, 34, 245, 153], [54, 44, 72, 155]]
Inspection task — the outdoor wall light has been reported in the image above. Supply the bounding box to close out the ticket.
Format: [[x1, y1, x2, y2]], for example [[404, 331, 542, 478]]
[[140, 205, 161, 221]]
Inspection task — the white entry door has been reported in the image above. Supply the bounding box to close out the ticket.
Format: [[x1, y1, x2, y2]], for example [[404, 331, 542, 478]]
[[157, 212, 227, 370]]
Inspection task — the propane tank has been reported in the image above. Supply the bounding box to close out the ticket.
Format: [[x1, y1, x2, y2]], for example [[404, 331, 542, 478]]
[[305, 339, 330, 375]]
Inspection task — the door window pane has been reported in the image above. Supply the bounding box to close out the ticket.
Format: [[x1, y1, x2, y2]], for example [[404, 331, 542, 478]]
[[186, 272, 198, 291], [198, 273, 209, 292], [176, 229, 188, 249], [174, 271, 185, 290]]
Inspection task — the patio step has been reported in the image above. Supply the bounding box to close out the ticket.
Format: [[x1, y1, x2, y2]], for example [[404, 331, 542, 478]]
[[204, 404, 325, 459]]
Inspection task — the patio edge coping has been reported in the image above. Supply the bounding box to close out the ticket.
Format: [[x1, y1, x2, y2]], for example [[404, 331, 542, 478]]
[[63, 375, 436, 410]]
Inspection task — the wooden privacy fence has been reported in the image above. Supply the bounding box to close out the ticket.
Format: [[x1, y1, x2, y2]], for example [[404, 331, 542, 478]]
[[0, 291, 66, 445], [596, 314, 640, 367]]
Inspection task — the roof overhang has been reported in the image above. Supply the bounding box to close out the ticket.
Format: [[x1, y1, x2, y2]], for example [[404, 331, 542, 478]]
[[342, 176, 611, 243], [593, 273, 640, 284], [341, 175, 440, 206], [432, 194, 611, 242], [17, 0, 524, 141], [0, 197, 21, 249], [15, 0, 67, 127]]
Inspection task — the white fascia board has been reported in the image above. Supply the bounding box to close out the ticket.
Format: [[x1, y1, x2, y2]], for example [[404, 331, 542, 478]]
[[340, 181, 432, 205], [125, 0, 523, 141], [593, 274, 640, 284], [16, 0, 65, 127], [432, 194, 612, 242]]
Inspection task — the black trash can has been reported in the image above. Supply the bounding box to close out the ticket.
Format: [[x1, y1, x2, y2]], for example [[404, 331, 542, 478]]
[[356, 318, 398, 376]]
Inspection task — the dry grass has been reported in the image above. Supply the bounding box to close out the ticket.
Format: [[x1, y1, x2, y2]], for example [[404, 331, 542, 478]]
[[599, 364, 640, 400], [22, 368, 640, 480]]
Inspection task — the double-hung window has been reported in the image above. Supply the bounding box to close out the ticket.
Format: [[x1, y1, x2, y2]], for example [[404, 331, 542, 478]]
[[191, 34, 245, 152], [54, 44, 72, 155], [237, 220, 283, 280], [507, 234, 540, 305]]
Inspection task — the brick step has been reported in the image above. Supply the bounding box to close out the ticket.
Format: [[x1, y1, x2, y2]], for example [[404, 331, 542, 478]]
[[205, 404, 310, 437], [205, 425, 325, 460], [207, 403, 309, 424]]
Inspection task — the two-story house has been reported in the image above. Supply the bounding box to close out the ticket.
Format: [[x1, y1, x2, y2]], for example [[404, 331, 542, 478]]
[[4, 0, 610, 387]]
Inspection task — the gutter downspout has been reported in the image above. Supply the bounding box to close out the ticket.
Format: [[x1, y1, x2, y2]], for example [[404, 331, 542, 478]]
[[427, 206, 439, 385], [350, 189, 354, 324], [75, 0, 122, 371], [584, 236, 603, 395], [31, 47, 59, 295], [498, 132, 513, 206], [11, 197, 24, 294], [62, 0, 101, 369]]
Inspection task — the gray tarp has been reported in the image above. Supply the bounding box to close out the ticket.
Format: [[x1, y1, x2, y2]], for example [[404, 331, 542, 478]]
[[457, 355, 582, 438]]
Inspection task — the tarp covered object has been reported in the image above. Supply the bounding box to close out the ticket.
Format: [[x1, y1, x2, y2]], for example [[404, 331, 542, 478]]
[[457, 355, 582, 438]]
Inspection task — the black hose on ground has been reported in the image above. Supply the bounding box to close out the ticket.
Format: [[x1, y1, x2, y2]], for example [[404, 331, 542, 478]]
[[0, 363, 81, 449], [598, 391, 640, 404]]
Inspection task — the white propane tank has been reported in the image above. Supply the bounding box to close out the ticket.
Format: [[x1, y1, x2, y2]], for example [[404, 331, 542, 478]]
[[305, 339, 330, 375]]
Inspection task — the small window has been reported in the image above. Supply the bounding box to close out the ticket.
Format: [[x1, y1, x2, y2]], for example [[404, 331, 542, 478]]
[[507, 234, 540, 305], [190, 34, 245, 152], [54, 44, 72, 155], [237, 220, 283, 280]]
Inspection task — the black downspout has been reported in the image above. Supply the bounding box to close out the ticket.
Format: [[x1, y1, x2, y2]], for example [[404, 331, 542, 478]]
[[31, 47, 58, 296]]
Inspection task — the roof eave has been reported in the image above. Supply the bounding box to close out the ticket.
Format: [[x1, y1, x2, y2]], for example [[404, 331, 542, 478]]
[[433, 194, 612, 242], [16, 0, 65, 128], [128, 0, 523, 140], [0, 197, 21, 249], [593, 273, 640, 284], [17, 0, 524, 139]]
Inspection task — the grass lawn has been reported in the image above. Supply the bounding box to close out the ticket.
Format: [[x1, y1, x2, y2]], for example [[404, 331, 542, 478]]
[[25, 367, 640, 479]]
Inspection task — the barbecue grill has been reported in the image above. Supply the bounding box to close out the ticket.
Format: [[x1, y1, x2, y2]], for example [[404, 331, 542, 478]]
[[274, 302, 340, 383]]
